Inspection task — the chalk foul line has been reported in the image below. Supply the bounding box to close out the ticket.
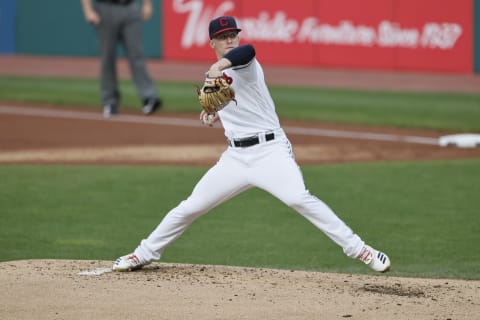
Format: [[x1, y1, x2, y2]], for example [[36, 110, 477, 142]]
[[0, 105, 439, 145]]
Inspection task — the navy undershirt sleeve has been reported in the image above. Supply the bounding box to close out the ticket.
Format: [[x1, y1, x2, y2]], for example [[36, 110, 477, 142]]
[[224, 44, 256, 67]]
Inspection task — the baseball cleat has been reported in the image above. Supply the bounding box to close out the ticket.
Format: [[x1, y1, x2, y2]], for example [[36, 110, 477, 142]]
[[103, 104, 118, 118], [357, 245, 390, 272], [112, 254, 150, 272], [142, 98, 162, 115]]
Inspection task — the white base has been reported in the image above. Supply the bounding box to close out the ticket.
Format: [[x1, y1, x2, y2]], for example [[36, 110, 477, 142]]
[[78, 268, 113, 276], [438, 134, 480, 148]]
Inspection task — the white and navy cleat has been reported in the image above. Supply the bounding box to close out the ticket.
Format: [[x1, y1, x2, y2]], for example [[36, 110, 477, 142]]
[[112, 254, 150, 272], [357, 245, 391, 272]]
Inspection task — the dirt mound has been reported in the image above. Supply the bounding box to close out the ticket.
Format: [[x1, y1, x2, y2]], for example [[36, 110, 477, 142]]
[[1, 260, 478, 320]]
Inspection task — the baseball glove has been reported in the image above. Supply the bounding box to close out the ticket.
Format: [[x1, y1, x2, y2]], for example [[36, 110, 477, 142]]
[[196, 73, 236, 114]]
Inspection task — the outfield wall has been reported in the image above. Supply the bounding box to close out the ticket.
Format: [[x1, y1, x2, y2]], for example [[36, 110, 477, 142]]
[[0, 0, 15, 54], [0, 0, 161, 57], [1, 0, 479, 74]]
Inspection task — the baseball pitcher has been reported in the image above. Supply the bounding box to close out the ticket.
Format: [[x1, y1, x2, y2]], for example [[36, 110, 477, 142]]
[[113, 16, 390, 273]]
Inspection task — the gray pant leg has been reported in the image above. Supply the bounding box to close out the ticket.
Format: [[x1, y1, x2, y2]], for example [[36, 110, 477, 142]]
[[122, 3, 158, 101], [96, 3, 121, 107]]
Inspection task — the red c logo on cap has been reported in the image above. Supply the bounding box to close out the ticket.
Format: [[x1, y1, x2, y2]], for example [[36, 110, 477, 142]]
[[220, 18, 228, 27]]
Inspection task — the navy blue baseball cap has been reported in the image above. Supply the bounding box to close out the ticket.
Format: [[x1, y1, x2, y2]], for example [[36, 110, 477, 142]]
[[209, 16, 242, 39]]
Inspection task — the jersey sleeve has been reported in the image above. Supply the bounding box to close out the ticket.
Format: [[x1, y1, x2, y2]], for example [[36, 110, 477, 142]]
[[224, 44, 255, 67]]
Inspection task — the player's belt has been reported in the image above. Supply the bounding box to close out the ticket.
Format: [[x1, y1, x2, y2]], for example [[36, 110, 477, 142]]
[[97, 0, 134, 5], [228, 132, 275, 148]]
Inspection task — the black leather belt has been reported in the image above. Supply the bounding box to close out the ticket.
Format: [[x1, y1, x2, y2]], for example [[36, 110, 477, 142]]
[[97, 0, 134, 5], [228, 132, 275, 148]]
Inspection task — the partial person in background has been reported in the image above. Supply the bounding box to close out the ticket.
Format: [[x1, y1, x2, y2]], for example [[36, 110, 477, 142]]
[[81, 0, 162, 117]]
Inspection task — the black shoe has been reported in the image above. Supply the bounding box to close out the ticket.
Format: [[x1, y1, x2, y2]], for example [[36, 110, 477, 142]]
[[103, 104, 118, 118], [142, 98, 162, 115]]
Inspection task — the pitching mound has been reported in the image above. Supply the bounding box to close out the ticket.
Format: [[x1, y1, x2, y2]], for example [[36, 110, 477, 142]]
[[1, 260, 478, 319]]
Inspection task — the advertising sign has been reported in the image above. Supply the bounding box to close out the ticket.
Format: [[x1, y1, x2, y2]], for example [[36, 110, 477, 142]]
[[163, 0, 473, 73]]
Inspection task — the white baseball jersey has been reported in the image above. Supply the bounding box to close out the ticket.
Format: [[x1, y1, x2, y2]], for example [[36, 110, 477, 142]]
[[219, 58, 280, 139], [133, 55, 366, 265]]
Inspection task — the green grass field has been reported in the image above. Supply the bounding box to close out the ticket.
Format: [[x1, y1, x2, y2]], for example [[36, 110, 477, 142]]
[[1, 76, 479, 279], [1, 160, 479, 279]]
